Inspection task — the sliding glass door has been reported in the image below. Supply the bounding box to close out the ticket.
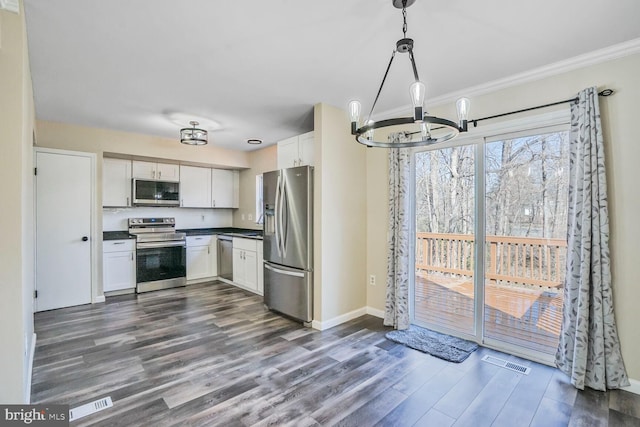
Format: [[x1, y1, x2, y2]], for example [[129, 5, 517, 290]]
[[412, 125, 569, 361], [483, 130, 569, 357], [413, 146, 476, 338]]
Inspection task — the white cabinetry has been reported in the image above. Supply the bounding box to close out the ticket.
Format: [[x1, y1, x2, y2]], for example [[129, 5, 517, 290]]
[[180, 166, 212, 208], [103, 239, 136, 292], [211, 169, 239, 208], [277, 131, 314, 169], [103, 158, 132, 207], [132, 161, 180, 182], [298, 131, 315, 167], [232, 237, 258, 292], [186, 235, 217, 281]]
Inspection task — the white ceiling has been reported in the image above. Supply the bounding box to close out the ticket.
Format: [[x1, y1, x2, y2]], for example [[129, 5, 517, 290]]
[[23, 0, 640, 151]]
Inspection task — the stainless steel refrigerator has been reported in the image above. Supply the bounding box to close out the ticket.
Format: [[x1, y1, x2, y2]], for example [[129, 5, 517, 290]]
[[263, 165, 313, 323]]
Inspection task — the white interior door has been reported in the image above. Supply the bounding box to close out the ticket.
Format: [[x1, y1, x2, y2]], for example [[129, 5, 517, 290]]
[[36, 150, 93, 311]]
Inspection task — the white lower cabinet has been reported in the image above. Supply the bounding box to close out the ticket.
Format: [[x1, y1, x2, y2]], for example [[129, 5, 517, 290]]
[[232, 237, 258, 292], [103, 239, 136, 292], [186, 235, 217, 281]]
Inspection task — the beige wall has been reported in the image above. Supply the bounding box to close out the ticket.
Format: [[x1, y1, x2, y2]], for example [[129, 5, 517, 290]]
[[35, 120, 250, 169], [366, 148, 389, 311], [232, 145, 277, 229], [35, 121, 253, 296], [314, 103, 368, 322], [0, 2, 35, 403], [365, 53, 640, 379]]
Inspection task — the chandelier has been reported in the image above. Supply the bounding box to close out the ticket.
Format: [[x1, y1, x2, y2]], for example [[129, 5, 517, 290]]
[[180, 121, 208, 145], [349, 0, 470, 148]]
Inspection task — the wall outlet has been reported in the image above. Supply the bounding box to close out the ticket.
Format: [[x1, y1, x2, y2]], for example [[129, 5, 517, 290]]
[[369, 275, 376, 286], [201, 215, 205, 221], [241, 214, 245, 221], [248, 213, 253, 221]]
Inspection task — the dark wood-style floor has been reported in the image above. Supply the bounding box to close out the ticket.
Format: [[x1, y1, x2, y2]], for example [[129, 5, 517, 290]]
[[32, 282, 640, 426]]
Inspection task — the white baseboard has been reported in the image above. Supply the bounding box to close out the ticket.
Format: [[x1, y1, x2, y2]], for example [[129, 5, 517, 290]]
[[25, 332, 36, 403], [311, 306, 386, 330], [366, 307, 385, 319], [312, 307, 368, 331], [94, 295, 105, 303], [622, 378, 640, 395]]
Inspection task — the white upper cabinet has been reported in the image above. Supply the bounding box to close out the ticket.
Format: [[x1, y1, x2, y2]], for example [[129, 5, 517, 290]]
[[103, 158, 132, 207], [277, 131, 314, 169], [132, 161, 180, 182], [180, 165, 212, 208], [157, 163, 180, 181], [298, 131, 315, 167], [277, 136, 299, 170], [211, 169, 239, 208]]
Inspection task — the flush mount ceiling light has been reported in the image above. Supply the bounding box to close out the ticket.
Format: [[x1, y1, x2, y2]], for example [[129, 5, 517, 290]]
[[180, 121, 208, 145], [247, 139, 263, 145], [348, 0, 470, 148]]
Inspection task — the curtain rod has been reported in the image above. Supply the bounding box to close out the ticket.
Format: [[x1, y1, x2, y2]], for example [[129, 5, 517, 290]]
[[469, 88, 614, 128]]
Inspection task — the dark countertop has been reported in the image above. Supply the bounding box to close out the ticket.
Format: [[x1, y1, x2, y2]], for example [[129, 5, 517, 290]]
[[103, 231, 135, 240], [103, 228, 262, 241], [178, 227, 263, 238]]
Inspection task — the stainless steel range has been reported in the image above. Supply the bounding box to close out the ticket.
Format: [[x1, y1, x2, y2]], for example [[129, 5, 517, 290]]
[[128, 217, 186, 293]]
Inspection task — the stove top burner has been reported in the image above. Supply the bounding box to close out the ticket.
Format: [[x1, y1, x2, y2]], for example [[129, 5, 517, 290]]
[[128, 217, 185, 244]]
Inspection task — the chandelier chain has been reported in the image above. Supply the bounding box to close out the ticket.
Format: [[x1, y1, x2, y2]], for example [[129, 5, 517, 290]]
[[402, 1, 408, 37]]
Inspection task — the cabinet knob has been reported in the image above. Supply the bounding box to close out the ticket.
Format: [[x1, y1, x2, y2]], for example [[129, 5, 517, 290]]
[[82, 236, 89, 242]]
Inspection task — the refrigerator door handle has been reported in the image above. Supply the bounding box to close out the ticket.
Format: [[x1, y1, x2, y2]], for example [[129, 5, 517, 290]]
[[274, 174, 282, 257], [264, 263, 305, 278], [278, 174, 286, 257], [281, 176, 288, 258]]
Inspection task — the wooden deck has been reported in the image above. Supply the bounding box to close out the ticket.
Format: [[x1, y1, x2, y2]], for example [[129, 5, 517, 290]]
[[414, 272, 563, 355]]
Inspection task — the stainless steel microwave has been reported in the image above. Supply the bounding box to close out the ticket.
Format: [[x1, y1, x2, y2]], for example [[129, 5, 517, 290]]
[[132, 179, 180, 206]]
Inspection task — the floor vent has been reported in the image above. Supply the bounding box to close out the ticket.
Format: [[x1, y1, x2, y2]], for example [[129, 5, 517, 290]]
[[482, 355, 531, 375], [69, 396, 113, 421]]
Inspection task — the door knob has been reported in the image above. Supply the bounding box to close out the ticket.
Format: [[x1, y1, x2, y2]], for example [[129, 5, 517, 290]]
[[82, 236, 89, 241]]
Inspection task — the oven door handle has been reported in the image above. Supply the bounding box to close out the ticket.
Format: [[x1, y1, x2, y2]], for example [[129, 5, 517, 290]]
[[137, 241, 186, 249]]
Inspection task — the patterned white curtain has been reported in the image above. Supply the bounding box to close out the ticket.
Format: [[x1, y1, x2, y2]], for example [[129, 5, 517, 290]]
[[384, 141, 411, 330], [555, 87, 629, 391]]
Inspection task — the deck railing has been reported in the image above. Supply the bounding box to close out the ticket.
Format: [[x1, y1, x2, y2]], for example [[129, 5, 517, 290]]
[[415, 232, 567, 291]]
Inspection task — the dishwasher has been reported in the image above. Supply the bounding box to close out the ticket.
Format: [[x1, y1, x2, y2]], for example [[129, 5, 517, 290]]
[[217, 235, 233, 281]]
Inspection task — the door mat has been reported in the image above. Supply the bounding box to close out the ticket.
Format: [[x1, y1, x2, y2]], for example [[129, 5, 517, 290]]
[[385, 325, 478, 363]]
